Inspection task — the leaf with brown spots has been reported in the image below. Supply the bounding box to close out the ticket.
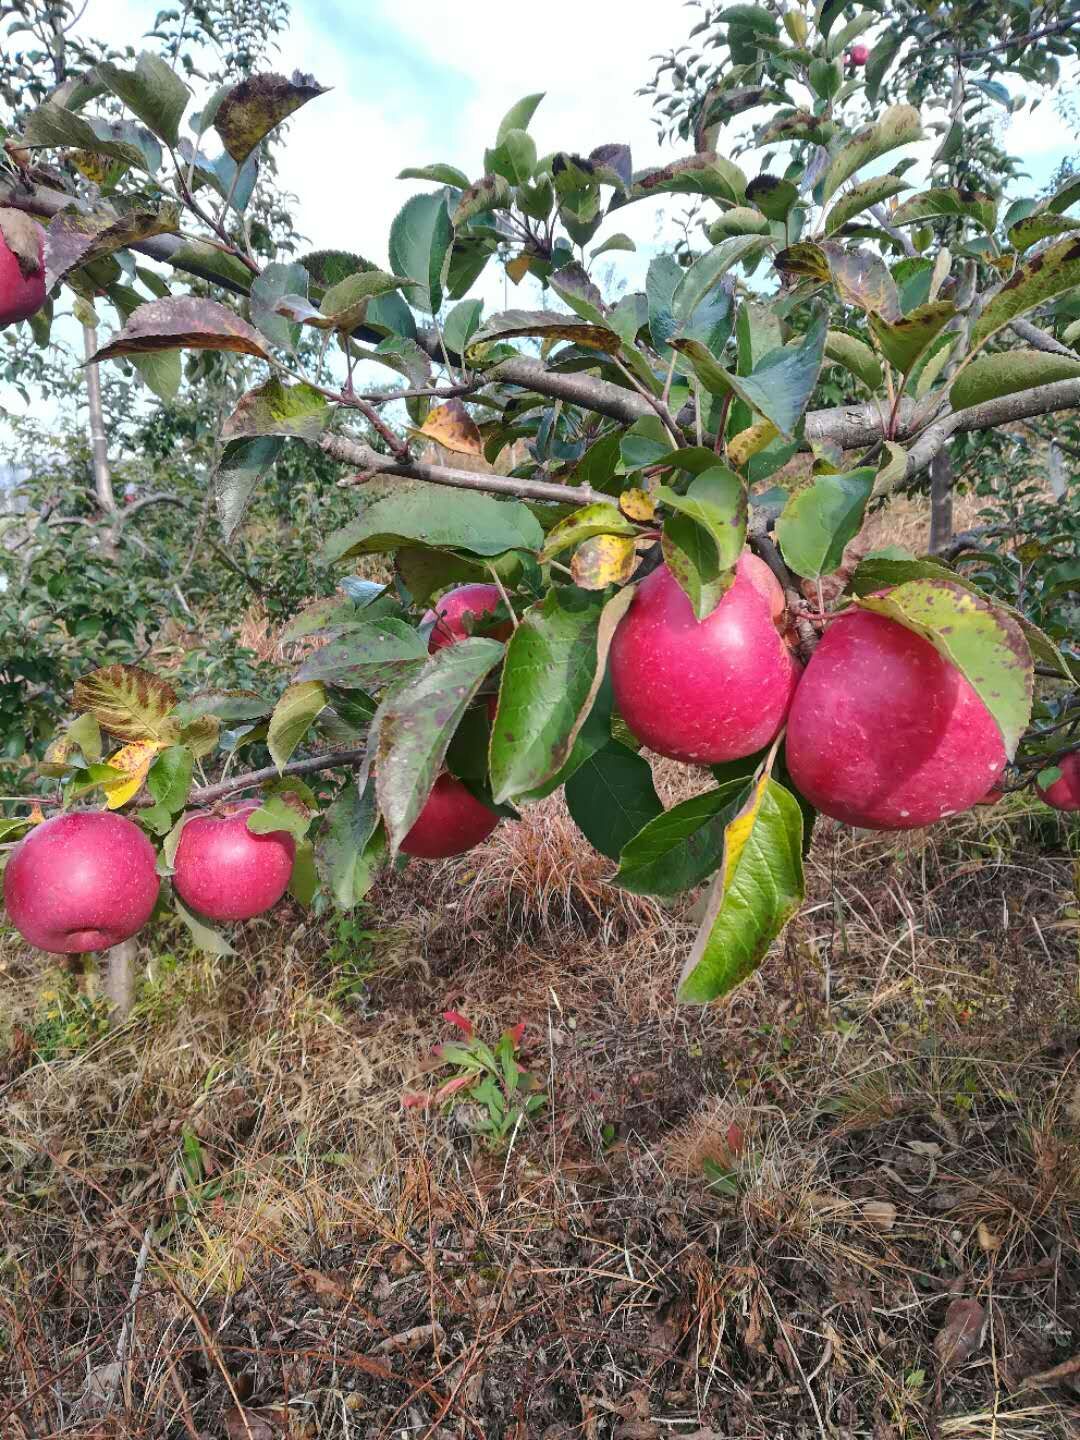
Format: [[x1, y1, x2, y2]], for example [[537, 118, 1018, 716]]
[[571, 533, 636, 589], [102, 739, 166, 809], [415, 399, 483, 455], [45, 200, 180, 290], [933, 1298, 986, 1371], [213, 71, 328, 163], [466, 308, 621, 357], [971, 232, 1080, 351], [73, 665, 178, 742], [619, 488, 656, 522], [727, 419, 779, 468], [868, 300, 956, 377], [88, 296, 269, 363]]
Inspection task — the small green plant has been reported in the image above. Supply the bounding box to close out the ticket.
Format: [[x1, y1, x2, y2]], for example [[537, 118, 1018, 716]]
[[404, 1012, 546, 1145], [321, 908, 381, 1000], [30, 972, 109, 1061]]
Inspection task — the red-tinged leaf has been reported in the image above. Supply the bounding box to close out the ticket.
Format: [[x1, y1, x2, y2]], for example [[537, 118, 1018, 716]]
[[506, 1021, 526, 1047], [402, 1090, 432, 1109], [443, 1009, 474, 1038], [88, 296, 270, 363], [434, 1074, 476, 1103]]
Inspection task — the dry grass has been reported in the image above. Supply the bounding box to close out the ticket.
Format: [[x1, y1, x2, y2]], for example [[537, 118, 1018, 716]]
[[2, 795, 1077, 1438]]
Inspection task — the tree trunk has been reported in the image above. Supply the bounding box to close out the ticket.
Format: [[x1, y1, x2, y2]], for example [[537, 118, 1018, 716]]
[[82, 322, 136, 1016], [103, 938, 138, 1018], [929, 447, 954, 555]]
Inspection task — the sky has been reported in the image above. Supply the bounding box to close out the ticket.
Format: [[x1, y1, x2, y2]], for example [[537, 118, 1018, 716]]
[[1, 0, 1078, 432]]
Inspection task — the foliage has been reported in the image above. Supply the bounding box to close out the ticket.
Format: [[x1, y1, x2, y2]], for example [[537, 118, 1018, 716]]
[[404, 1013, 546, 1145], [1, 0, 1078, 1007]]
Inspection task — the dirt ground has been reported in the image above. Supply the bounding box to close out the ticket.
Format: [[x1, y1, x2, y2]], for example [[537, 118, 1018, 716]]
[[1, 772, 1078, 1440]]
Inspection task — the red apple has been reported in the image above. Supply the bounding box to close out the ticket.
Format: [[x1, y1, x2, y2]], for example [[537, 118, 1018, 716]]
[[608, 554, 801, 764], [849, 42, 870, 65], [0, 217, 46, 328], [3, 812, 159, 954], [785, 607, 1007, 829], [1036, 751, 1080, 811], [172, 801, 295, 920], [423, 583, 513, 652], [400, 773, 499, 858]]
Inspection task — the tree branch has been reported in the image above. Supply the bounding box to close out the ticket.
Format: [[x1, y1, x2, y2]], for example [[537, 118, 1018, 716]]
[[185, 747, 368, 806], [1009, 318, 1077, 358], [321, 433, 610, 507]]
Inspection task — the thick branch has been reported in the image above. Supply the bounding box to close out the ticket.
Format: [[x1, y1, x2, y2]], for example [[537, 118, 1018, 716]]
[[321, 433, 610, 507], [1009, 318, 1077, 358]]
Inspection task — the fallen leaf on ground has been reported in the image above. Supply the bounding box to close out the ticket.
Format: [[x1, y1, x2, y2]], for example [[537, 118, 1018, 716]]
[[933, 1298, 986, 1370]]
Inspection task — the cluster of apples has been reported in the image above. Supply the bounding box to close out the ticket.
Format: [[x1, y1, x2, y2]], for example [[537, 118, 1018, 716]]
[[4, 561, 1077, 956]]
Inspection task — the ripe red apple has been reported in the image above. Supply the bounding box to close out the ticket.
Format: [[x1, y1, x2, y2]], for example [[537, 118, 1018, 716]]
[[172, 801, 295, 920], [849, 42, 870, 65], [1036, 752, 1080, 811], [423, 583, 513, 652], [785, 607, 1007, 829], [608, 553, 801, 764], [400, 773, 499, 858], [3, 811, 159, 953], [0, 217, 46, 328]]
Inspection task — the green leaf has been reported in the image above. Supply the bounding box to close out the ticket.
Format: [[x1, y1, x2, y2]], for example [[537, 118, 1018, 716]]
[[591, 232, 636, 259], [398, 162, 471, 188], [891, 188, 997, 234], [485, 128, 536, 185], [267, 681, 327, 771], [970, 233, 1080, 353], [442, 298, 483, 355], [95, 52, 188, 146], [658, 467, 747, 619], [856, 580, 1033, 757], [389, 189, 454, 314], [776, 468, 875, 579], [247, 793, 312, 840], [777, 240, 901, 322], [824, 175, 911, 234], [214, 435, 283, 541], [130, 348, 181, 402], [322, 477, 543, 563], [23, 102, 154, 170], [489, 586, 633, 803], [564, 741, 662, 860], [1007, 211, 1080, 254], [540, 503, 637, 561], [824, 328, 882, 391], [949, 348, 1080, 412], [174, 895, 234, 955], [288, 839, 317, 905], [293, 619, 427, 688], [821, 105, 922, 205], [316, 781, 385, 909], [249, 260, 310, 352], [221, 377, 330, 443], [678, 775, 804, 1004], [369, 637, 504, 854], [868, 301, 956, 377], [672, 312, 829, 439], [497, 92, 545, 142], [706, 206, 771, 241], [146, 745, 193, 813], [319, 269, 408, 329], [549, 262, 609, 325], [615, 780, 748, 895], [716, 5, 777, 34], [745, 174, 799, 221]]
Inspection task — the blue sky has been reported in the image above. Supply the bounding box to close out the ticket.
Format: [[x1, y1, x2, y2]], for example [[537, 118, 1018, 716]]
[[1, 0, 1077, 429]]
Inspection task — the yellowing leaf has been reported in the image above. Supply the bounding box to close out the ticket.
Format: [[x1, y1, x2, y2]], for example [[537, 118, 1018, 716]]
[[619, 487, 656, 522], [727, 419, 779, 468], [571, 533, 637, 589], [73, 664, 178, 741], [505, 253, 532, 284], [102, 739, 166, 809], [414, 399, 483, 455]]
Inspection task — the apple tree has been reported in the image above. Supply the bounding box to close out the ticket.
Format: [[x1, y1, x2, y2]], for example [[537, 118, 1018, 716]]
[[1, 0, 1078, 1012]]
